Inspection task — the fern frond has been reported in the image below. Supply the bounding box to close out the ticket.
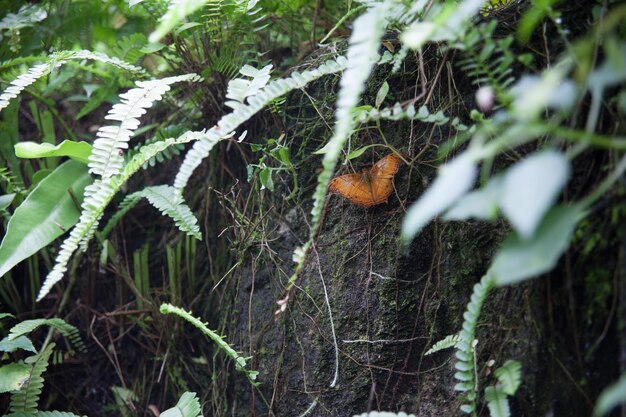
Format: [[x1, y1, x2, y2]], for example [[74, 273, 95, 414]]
[[494, 360, 522, 395], [173, 57, 348, 191], [142, 185, 201, 239], [485, 386, 511, 417], [99, 191, 143, 240], [356, 103, 468, 131], [224, 64, 273, 110], [0, 50, 146, 112], [8, 318, 86, 353], [161, 392, 202, 417], [5, 412, 87, 417], [160, 303, 259, 386], [88, 73, 202, 179], [37, 132, 206, 301], [454, 273, 496, 414], [425, 334, 461, 355], [9, 343, 55, 413]]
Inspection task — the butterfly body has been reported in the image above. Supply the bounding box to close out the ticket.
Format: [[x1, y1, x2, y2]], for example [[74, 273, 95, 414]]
[[329, 153, 403, 208]]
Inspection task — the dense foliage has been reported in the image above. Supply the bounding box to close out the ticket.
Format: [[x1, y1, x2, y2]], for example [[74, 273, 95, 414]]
[[0, 0, 625, 416]]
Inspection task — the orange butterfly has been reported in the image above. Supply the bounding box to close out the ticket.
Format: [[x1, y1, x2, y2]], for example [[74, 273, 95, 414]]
[[329, 153, 403, 208]]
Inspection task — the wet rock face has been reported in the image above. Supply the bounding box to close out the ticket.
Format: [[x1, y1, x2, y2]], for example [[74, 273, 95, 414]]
[[221, 43, 621, 417]]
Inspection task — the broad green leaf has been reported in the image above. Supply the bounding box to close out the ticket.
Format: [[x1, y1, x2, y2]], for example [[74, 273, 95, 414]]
[[0, 362, 29, 393], [15, 140, 93, 164], [500, 150, 570, 239], [31, 169, 52, 187], [0, 160, 93, 277], [444, 176, 502, 220], [0, 335, 36, 353], [402, 151, 477, 244], [593, 372, 626, 416], [494, 360, 522, 395], [492, 204, 584, 286], [485, 386, 511, 417]]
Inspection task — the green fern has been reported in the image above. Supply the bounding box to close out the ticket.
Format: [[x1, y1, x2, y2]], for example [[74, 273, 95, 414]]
[[142, 185, 201, 239], [159, 303, 259, 386], [4, 412, 86, 417], [494, 360, 522, 395], [457, 20, 519, 104], [37, 131, 207, 301], [0, 50, 146, 112], [87, 73, 202, 179], [425, 334, 461, 355], [99, 192, 144, 240], [9, 342, 55, 414], [8, 318, 86, 353], [173, 56, 348, 191], [355, 102, 469, 131], [454, 273, 496, 415], [161, 392, 202, 417], [484, 386, 510, 417]]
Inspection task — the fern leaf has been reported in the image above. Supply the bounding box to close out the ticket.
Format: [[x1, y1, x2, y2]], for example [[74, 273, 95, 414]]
[[161, 392, 202, 417], [142, 185, 201, 239], [485, 386, 511, 417], [88, 74, 202, 179], [8, 318, 86, 353], [173, 57, 348, 191], [425, 334, 461, 355], [0, 50, 145, 112], [160, 303, 259, 386], [454, 273, 496, 412], [9, 343, 55, 413], [99, 191, 143, 240], [38, 132, 205, 301], [494, 360, 522, 395], [5, 411, 87, 417], [225, 64, 273, 110]]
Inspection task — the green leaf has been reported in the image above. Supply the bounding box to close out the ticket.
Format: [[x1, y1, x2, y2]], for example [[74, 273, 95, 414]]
[[161, 392, 202, 417], [485, 385, 511, 417], [375, 81, 389, 108], [500, 151, 570, 239], [345, 145, 379, 161], [0, 160, 93, 277], [492, 204, 583, 286], [0, 362, 30, 393], [444, 176, 502, 220], [594, 372, 626, 416], [402, 151, 477, 244], [149, 0, 208, 43], [494, 360, 522, 395], [0, 193, 16, 210], [259, 167, 274, 191], [15, 140, 93, 164], [0, 336, 36, 353]]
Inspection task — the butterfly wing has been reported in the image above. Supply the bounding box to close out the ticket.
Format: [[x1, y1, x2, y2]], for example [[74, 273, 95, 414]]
[[370, 153, 402, 179], [329, 173, 377, 207], [369, 153, 402, 204]]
